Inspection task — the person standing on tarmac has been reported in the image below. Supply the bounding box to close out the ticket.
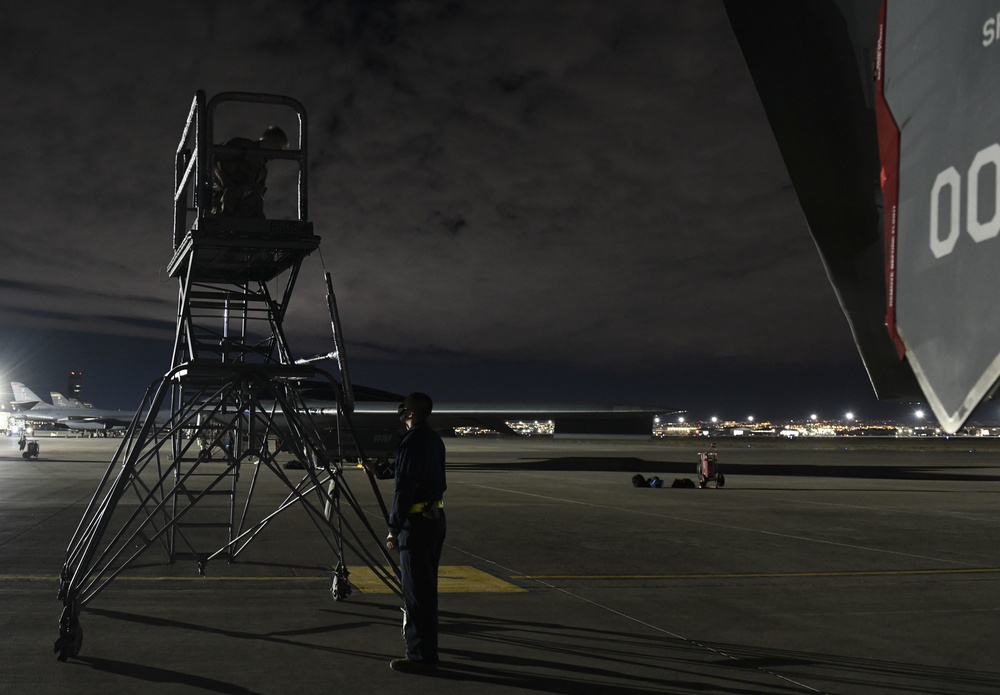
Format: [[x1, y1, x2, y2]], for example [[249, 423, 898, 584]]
[[366, 391, 447, 673]]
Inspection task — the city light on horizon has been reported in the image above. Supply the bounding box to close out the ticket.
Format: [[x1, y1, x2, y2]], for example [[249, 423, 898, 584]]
[[646, 407, 1000, 439], [648, 401, 1000, 437]]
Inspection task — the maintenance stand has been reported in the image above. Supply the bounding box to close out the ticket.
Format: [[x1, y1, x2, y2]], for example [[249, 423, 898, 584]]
[[54, 91, 400, 660]]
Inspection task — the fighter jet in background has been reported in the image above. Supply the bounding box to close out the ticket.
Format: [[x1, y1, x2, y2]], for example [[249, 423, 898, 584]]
[[12, 377, 672, 452], [50, 393, 86, 409], [10, 382, 135, 433], [295, 382, 674, 461]]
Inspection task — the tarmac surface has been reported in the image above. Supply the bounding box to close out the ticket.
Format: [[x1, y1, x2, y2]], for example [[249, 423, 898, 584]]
[[3, 433, 1000, 694]]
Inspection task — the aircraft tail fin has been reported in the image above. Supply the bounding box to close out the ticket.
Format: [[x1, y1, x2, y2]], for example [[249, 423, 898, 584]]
[[50, 392, 85, 408], [11, 382, 45, 409]]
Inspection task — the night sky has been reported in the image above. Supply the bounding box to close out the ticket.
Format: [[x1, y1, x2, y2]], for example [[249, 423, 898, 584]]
[[0, 1, 931, 423]]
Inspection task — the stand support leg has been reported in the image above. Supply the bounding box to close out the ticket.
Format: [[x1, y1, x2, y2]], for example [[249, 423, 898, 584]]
[[53, 598, 82, 661]]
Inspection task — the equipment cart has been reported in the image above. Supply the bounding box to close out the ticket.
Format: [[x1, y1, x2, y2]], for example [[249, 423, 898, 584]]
[[697, 448, 724, 488]]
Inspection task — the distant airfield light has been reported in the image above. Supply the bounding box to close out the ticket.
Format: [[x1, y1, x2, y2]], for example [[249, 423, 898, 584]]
[[654, 416, 660, 424], [915, 409, 925, 420], [678, 416, 685, 424], [810, 413, 818, 421], [846, 411, 855, 421], [710, 416, 718, 424], [747, 415, 754, 423]]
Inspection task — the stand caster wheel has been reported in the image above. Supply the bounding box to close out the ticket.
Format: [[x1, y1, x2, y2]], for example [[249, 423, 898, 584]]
[[54, 608, 82, 661], [331, 567, 352, 602]]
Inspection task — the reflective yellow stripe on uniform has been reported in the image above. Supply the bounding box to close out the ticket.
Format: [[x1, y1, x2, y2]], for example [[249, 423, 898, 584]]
[[409, 500, 444, 513]]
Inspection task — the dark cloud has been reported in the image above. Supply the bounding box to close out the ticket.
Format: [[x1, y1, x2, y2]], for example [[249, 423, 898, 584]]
[[0, 0, 907, 420]]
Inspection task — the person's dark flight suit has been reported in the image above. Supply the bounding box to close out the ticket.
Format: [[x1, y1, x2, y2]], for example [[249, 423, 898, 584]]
[[387, 421, 447, 663]]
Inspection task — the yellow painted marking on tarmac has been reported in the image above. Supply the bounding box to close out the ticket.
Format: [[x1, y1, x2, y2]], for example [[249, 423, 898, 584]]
[[10, 567, 994, 585], [349, 565, 526, 594], [2, 566, 526, 593], [511, 567, 1000, 580], [1, 575, 327, 582]]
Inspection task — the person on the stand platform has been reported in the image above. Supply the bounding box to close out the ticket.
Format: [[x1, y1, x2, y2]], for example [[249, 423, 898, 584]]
[[211, 126, 288, 218]]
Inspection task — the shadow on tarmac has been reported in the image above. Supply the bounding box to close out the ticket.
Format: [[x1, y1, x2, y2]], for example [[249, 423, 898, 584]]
[[69, 656, 263, 695], [395, 604, 1000, 694], [455, 456, 1000, 482], [64, 611, 1000, 695], [356, 605, 768, 693], [85, 604, 392, 646], [47, 544, 1000, 695], [696, 640, 1000, 695]]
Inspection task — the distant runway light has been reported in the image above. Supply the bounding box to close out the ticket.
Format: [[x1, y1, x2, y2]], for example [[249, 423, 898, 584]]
[[810, 413, 818, 421], [710, 416, 718, 424], [915, 409, 925, 419], [846, 411, 855, 421]]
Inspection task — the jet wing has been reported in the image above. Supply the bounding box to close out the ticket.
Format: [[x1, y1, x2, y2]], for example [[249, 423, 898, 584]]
[[57, 414, 132, 429], [307, 400, 674, 435], [301, 396, 677, 460], [297, 381, 674, 437], [727, 0, 1000, 432], [54, 419, 118, 432], [362, 401, 672, 438], [724, 0, 921, 404], [10, 409, 58, 422], [443, 403, 672, 437]]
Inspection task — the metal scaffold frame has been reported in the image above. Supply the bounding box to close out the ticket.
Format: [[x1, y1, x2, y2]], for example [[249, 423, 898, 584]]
[[54, 91, 399, 661]]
